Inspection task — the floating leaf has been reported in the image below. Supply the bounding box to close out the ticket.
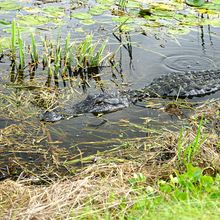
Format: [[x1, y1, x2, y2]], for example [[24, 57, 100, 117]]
[[0, 37, 11, 50], [186, 0, 205, 7], [43, 6, 65, 17], [80, 19, 95, 25], [3, 26, 35, 33], [96, 0, 115, 6], [0, 1, 22, 11], [89, 5, 108, 16], [112, 16, 133, 23], [167, 27, 190, 36], [150, 2, 180, 11], [16, 14, 62, 26], [23, 7, 41, 13], [75, 27, 84, 32], [71, 12, 92, 20], [17, 14, 51, 26], [126, 1, 141, 8]]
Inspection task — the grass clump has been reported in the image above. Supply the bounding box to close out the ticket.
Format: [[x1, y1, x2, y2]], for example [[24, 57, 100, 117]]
[[4, 20, 112, 86]]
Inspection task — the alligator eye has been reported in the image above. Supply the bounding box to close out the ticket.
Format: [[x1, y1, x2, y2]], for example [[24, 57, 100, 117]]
[[95, 99, 103, 104]]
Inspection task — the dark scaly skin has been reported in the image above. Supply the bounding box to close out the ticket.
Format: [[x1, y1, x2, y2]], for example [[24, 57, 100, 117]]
[[40, 70, 220, 122]]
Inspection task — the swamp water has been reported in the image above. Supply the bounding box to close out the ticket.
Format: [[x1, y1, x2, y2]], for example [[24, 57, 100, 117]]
[[0, 0, 220, 179]]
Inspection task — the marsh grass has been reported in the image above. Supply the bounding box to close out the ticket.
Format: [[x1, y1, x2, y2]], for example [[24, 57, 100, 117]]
[[17, 27, 25, 72], [74, 34, 109, 70], [0, 85, 220, 219], [11, 19, 16, 61], [118, 0, 127, 11], [5, 21, 111, 86], [0, 125, 219, 219], [30, 33, 38, 65]]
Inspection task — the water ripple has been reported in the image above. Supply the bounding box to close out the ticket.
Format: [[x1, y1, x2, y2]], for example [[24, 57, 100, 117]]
[[162, 54, 216, 71]]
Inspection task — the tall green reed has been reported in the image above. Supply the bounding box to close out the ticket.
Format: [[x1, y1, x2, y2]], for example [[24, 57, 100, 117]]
[[177, 117, 206, 165], [11, 19, 16, 61], [30, 33, 38, 64], [17, 27, 25, 71]]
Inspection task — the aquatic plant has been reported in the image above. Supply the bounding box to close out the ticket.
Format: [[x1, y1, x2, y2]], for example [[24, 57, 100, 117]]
[[54, 37, 62, 83], [177, 117, 206, 164], [118, 0, 127, 11], [30, 33, 38, 65], [4, 18, 113, 86], [17, 27, 25, 71], [62, 33, 74, 78], [75, 34, 109, 70], [11, 19, 16, 61]]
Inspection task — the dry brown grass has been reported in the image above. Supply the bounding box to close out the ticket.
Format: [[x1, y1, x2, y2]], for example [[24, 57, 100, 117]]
[[0, 124, 219, 219]]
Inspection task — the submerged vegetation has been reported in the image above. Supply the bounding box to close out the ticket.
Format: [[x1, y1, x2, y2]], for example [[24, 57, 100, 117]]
[[0, 0, 220, 219]]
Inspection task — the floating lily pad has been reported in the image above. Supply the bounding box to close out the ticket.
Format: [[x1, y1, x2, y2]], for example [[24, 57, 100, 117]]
[[150, 2, 181, 11], [0, 1, 22, 11], [43, 6, 65, 17], [89, 5, 108, 16], [126, 1, 141, 8], [167, 27, 190, 36], [75, 27, 84, 32], [152, 9, 175, 18], [3, 26, 35, 33], [0, 37, 11, 51], [71, 12, 92, 20], [23, 7, 41, 14], [112, 16, 133, 24], [197, 1, 220, 14], [186, 0, 205, 7], [16, 14, 62, 27], [80, 19, 95, 25], [17, 14, 51, 26], [203, 18, 220, 27], [96, 0, 115, 6]]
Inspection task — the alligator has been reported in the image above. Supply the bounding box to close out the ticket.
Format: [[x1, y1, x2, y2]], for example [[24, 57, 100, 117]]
[[40, 69, 220, 122]]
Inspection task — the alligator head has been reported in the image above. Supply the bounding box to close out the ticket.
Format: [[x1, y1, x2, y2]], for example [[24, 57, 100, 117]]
[[40, 92, 131, 122]]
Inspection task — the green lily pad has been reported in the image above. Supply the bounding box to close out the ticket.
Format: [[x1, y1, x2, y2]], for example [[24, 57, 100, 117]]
[[0, 1, 22, 11], [71, 12, 92, 20], [112, 16, 133, 24], [0, 37, 11, 51], [80, 19, 95, 25], [150, 2, 181, 11], [186, 0, 205, 7], [152, 9, 175, 18], [43, 6, 65, 17], [17, 14, 51, 26], [3, 26, 35, 34], [203, 18, 220, 27], [126, 1, 141, 8], [198, 1, 220, 13], [89, 5, 108, 16], [75, 27, 84, 32], [96, 0, 115, 6], [16, 14, 62, 27], [167, 27, 190, 36]]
